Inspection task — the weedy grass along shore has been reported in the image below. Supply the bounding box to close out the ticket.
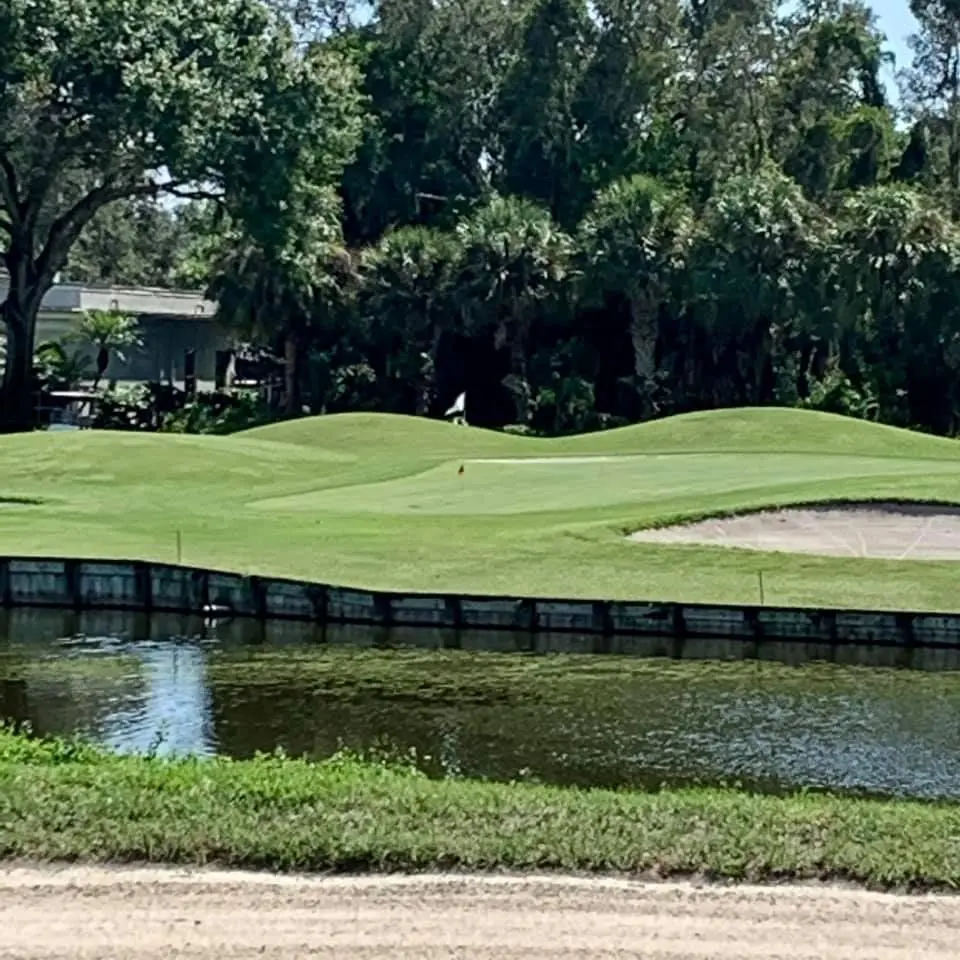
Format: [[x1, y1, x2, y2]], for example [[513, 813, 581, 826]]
[[2, 727, 959, 889]]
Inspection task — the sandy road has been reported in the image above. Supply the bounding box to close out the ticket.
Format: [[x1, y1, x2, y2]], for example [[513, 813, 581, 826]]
[[2, 866, 959, 959]]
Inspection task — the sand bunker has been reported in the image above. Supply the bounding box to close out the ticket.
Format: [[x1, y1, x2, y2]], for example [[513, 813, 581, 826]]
[[630, 502, 960, 560]]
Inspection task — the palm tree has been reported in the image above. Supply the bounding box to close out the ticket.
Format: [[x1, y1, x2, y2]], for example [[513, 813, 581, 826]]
[[359, 226, 460, 414], [208, 197, 354, 417], [834, 184, 960, 428], [691, 165, 825, 405], [34, 340, 94, 391], [454, 195, 574, 424], [578, 175, 693, 418], [71, 310, 144, 389]]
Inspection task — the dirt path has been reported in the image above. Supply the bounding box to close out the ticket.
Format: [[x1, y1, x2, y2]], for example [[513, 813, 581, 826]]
[[2, 866, 960, 958]]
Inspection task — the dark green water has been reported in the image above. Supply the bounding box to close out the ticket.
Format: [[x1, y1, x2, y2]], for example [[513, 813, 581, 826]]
[[3, 607, 960, 799]]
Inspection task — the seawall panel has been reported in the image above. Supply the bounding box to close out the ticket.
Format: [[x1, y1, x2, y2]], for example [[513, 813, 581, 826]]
[[326, 587, 381, 624], [681, 605, 753, 640], [8, 559, 69, 606], [151, 565, 206, 613], [913, 615, 960, 647], [460, 598, 533, 631], [834, 612, 904, 645], [607, 602, 675, 635], [79, 562, 140, 609], [391, 596, 457, 627], [756, 609, 833, 642], [207, 572, 258, 617], [264, 580, 318, 620]]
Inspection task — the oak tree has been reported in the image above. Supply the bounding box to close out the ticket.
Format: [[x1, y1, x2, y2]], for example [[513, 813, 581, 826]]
[[0, 0, 362, 430]]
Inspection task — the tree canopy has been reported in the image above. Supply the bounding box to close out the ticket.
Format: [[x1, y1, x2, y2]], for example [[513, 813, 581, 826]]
[[0, 0, 363, 431], [11, 0, 960, 438]]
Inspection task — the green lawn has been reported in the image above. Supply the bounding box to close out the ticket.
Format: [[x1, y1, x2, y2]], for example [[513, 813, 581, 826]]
[[2, 728, 959, 888], [4, 406, 960, 610]]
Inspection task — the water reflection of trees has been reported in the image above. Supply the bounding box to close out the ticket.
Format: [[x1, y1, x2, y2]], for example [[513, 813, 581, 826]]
[[0, 677, 28, 728], [207, 645, 960, 798]]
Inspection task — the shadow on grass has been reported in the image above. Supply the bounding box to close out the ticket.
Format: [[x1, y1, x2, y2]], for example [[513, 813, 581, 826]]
[[0, 496, 44, 507]]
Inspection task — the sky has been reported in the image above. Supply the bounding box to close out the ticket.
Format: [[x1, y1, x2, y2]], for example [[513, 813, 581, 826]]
[[873, 0, 918, 100]]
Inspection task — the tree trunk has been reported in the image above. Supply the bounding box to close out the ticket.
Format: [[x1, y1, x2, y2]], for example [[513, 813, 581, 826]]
[[93, 346, 109, 390], [0, 240, 67, 433], [284, 332, 301, 417], [629, 294, 658, 417], [502, 327, 532, 425], [416, 325, 442, 416], [0, 297, 38, 433]]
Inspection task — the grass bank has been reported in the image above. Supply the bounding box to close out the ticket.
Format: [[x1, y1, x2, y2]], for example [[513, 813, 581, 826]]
[[4, 407, 960, 609], [1, 728, 959, 890]]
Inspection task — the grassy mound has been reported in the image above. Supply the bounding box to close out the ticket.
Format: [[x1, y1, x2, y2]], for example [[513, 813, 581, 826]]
[[243, 407, 960, 459], [1, 728, 958, 888], [3, 407, 960, 609]]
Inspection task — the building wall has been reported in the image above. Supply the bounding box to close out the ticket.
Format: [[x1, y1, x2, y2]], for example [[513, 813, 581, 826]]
[[35, 313, 234, 390], [0, 277, 226, 392]]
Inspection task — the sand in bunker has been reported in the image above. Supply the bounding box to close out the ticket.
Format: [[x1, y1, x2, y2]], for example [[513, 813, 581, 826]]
[[3, 866, 960, 959], [631, 502, 960, 560]]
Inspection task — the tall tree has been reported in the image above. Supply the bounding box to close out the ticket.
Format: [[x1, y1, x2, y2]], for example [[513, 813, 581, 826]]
[[671, 0, 780, 201], [496, 0, 594, 227], [0, 0, 362, 431], [773, 0, 893, 197], [899, 0, 960, 210], [578, 175, 693, 417], [691, 164, 827, 406], [572, 0, 683, 192], [64, 196, 191, 288], [208, 190, 357, 416], [359, 226, 460, 413], [340, 0, 511, 244], [455, 195, 574, 424], [835, 184, 960, 429]]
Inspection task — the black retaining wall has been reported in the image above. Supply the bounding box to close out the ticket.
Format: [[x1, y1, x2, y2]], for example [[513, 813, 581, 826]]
[[1, 556, 959, 648]]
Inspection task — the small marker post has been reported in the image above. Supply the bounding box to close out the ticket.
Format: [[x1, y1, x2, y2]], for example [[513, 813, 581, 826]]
[[757, 570, 766, 605], [176, 530, 183, 565]]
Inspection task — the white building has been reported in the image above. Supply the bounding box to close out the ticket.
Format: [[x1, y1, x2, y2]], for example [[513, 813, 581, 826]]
[[0, 276, 234, 391]]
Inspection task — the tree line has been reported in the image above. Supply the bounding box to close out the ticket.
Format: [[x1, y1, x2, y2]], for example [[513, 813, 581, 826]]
[[4, 0, 960, 435]]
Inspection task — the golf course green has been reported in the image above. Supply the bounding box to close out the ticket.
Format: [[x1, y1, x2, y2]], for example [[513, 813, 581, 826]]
[[6, 409, 960, 889], [4, 405, 960, 610]]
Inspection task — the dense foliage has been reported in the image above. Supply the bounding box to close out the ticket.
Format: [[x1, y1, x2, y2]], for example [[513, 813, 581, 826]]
[[7, 0, 960, 435]]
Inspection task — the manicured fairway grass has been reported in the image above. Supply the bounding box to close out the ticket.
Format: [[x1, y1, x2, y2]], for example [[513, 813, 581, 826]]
[[2, 728, 959, 888], [4, 406, 960, 609]]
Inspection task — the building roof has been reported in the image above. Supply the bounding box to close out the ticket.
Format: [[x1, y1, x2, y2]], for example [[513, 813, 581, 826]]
[[0, 274, 215, 319]]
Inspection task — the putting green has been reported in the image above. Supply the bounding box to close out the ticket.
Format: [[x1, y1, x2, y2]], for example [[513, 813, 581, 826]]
[[254, 454, 960, 515], [4, 407, 960, 611]]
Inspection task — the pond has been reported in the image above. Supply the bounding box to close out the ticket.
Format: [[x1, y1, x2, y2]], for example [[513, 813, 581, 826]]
[[3, 607, 960, 800]]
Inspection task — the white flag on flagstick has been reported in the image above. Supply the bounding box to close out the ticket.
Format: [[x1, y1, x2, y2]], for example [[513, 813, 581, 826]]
[[444, 392, 466, 418]]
